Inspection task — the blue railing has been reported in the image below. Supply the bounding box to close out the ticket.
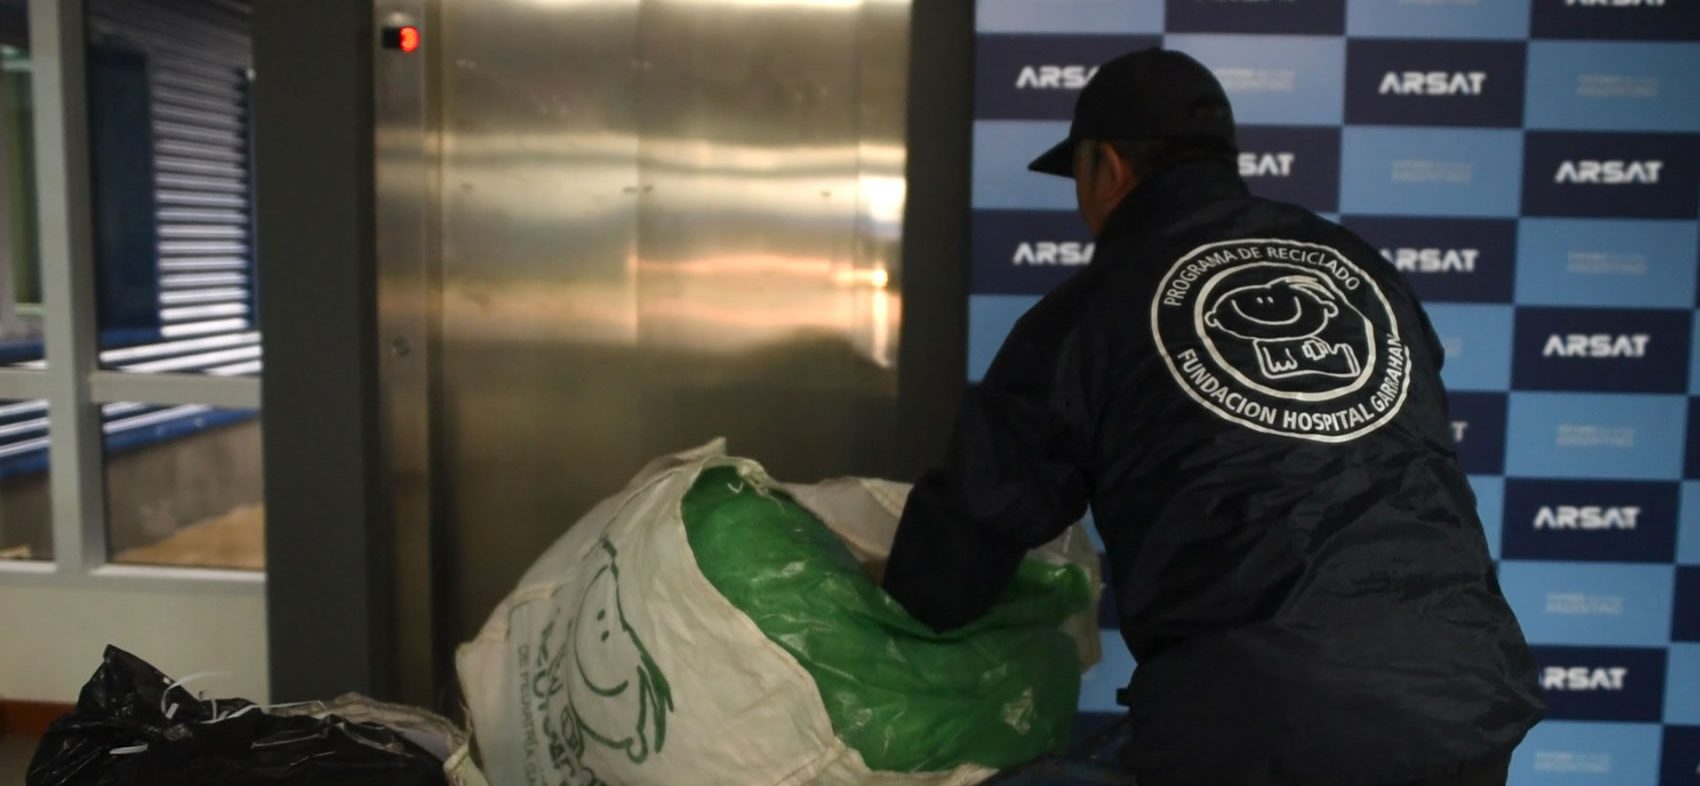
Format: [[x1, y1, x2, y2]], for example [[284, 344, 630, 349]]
[[0, 331, 262, 480]]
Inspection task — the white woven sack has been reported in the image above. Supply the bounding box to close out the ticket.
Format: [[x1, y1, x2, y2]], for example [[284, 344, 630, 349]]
[[457, 440, 1101, 786]]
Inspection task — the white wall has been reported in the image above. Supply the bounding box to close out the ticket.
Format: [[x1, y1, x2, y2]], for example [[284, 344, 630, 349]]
[[0, 584, 268, 704]]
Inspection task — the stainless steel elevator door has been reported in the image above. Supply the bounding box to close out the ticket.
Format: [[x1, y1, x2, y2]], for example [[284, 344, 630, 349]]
[[423, 0, 908, 645]]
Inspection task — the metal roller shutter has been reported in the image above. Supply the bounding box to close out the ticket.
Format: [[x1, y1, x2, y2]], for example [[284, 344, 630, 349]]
[[88, 0, 257, 372]]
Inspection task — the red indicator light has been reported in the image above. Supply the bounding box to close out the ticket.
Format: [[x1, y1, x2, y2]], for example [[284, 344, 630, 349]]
[[399, 26, 421, 53]]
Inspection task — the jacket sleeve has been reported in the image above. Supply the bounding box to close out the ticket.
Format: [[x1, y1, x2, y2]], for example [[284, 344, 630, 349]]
[[882, 315, 1091, 632]]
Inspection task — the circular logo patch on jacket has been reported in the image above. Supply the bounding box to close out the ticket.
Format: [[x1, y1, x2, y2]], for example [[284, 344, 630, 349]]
[[1150, 238, 1412, 443]]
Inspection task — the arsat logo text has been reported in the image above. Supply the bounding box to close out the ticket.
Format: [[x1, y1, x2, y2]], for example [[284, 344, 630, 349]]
[[1378, 71, 1488, 97], [1534, 505, 1640, 530], [1382, 248, 1478, 274], [1554, 160, 1663, 184], [1542, 333, 1650, 358], [1012, 242, 1094, 267], [1239, 152, 1295, 178], [1015, 65, 1098, 90], [1541, 666, 1627, 691], [1564, 0, 1664, 6]]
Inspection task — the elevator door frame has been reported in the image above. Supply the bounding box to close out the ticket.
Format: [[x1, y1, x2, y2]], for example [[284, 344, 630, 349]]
[[258, 0, 971, 707]]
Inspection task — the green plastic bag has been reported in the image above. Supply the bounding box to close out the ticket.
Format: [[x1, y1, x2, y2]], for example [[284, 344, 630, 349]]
[[682, 466, 1092, 773]]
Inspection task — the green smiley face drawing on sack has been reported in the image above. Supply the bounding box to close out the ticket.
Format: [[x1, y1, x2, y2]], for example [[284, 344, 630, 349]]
[[531, 539, 676, 786]]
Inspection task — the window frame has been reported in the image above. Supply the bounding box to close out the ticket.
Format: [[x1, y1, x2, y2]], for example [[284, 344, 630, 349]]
[[0, 0, 263, 594]]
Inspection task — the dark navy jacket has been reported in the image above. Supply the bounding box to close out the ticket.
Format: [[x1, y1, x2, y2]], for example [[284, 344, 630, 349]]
[[885, 159, 1543, 785]]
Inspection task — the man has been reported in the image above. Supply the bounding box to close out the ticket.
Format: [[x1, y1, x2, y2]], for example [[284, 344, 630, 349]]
[[883, 49, 1544, 786]]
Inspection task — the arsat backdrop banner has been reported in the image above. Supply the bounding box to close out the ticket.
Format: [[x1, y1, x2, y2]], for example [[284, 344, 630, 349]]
[[968, 2, 1700, 784]]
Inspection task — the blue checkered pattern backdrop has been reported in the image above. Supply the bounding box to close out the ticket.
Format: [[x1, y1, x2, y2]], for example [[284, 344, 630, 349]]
[[967, 2, 1700, 783]]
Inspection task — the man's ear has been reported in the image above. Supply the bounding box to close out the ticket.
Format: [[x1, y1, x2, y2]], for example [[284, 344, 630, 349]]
[[1071, 139, 1099, 182], [1095, 143, 1140, 200]]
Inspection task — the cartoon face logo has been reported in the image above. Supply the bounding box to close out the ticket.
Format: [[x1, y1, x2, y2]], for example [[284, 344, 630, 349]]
[[1151, 239, 1411, 443], [531, 539, 676, 785], [1204, 274, 1366, 383], [571, 541, 673, 763], [1206, 275, 1337, 340]]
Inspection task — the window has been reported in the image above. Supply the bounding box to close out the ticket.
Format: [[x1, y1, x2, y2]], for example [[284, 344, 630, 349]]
[[0, 397, 50, 562], [87, 14, 260, 374], [0, 43, 43, 351], [0, 7, 50, 565], [0, 0, 261, 587], [87, 0, 263, 572], [105, 404, 262, 570]]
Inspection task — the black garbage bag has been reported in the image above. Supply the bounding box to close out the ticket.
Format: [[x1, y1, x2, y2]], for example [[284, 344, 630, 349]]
[[27, 646, 449, 786]]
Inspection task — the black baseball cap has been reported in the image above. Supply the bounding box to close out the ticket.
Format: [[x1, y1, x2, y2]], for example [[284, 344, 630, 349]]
[[1028, 48, 1237, 178]]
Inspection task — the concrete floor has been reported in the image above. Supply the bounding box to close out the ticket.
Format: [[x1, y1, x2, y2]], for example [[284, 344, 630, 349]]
[[0, 420, 264, 570], [114, 502, 265, 570], [0, 735, 36, 786]]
